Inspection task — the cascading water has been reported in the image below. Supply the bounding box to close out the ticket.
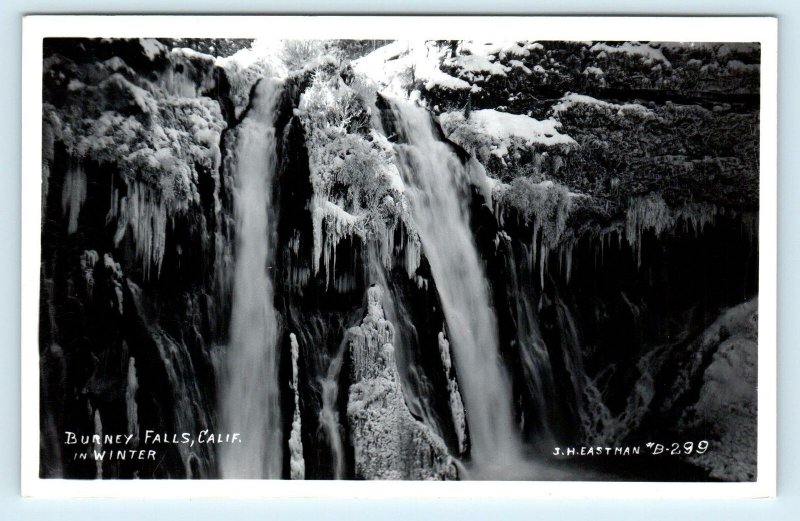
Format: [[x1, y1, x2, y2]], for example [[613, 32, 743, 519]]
[[219, 78, 284, 479], [318, 336, 348, 479], [502, 240, 558, 442], [387, 101, 522, 474]]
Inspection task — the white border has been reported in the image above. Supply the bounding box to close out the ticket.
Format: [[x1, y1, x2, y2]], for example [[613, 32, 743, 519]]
[[20, 15, 778, 499]]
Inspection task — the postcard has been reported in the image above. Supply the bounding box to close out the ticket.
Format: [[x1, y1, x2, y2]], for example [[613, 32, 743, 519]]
[[21, 15, 777, 498]]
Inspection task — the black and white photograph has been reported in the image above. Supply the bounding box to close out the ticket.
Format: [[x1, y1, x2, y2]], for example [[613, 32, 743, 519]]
[[22, 16, 776, 497]]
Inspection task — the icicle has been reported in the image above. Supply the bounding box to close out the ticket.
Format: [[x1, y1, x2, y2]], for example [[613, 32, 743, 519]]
[[126, 356, 139, 447], [61, 163, 87, 234], [539, 241, 547, 289], [79, 250, 99, 299], [405, 236, 421, 277], [437, 332, 467, 453], [93, 408, 103, 479], [288, 333, 305, 480], [382, 220, 397, 269], [624, 193, 674, 268], [311, 196, 363, 283], [565, 241, 574, 284], [619, 195, 728, 268], [103, 253, 124, 314], [109, 181, 168, 279]]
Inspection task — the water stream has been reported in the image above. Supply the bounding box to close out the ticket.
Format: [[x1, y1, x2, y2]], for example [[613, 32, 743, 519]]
[[219, 79, 284, 479], [387, 101, 523, 474]]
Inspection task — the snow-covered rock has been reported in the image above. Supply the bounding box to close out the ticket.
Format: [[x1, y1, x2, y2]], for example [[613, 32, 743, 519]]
[[679, 300, 758, 481], [43, 43, 227, 278], [440, 109, 575, 163], [298, 67, 418, 281]]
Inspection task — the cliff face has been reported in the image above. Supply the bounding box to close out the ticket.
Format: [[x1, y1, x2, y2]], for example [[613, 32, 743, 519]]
[[39, 38, 759, 481]]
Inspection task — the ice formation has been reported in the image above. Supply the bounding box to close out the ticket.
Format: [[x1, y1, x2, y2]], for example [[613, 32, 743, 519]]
[[126, 356, 139, 447], [598, 193, 724, 267], [347, 285, 458, 480], [288, 333, 306, 480], [43, 41, 227, 278], [437, 332, 467, 454], [298, 67, 418, 280], [61, 163, 87, 234], [93, 408, 103, 479]]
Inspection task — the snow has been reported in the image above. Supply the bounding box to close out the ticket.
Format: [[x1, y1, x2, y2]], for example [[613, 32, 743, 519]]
[[103, 57, 133, 73], [508, 60, 532, 74], [726, 59, 760, 73], [590, 41, 671, 66], [469, 109, 573, 146], [139, 38, 166, 60], [680, 299, 758, 481], [354, 40, 476, 98], [583, 66, 604, 76], [67, 79, 85, 91], [447, 53, 509, 77], [299, 68, 417, 280], [461, 41, 531, 58], [439, 109, 574, 165], [551, 93, 655, 119]]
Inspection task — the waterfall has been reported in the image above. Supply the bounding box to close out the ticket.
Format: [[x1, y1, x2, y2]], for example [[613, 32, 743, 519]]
[[387, 101, 522, 474], [219, 78, 284, 479], [318, 336, 348, 479]]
